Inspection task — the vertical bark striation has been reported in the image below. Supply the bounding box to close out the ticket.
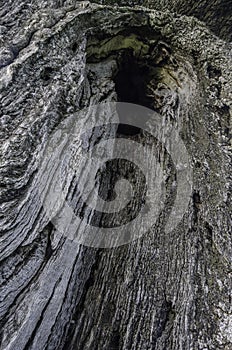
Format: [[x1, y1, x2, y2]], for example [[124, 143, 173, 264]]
[[0, 2, 231, 350]]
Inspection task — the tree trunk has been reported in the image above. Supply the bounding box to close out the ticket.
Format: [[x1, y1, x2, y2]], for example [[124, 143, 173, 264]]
[[0, 2, 231, 350]]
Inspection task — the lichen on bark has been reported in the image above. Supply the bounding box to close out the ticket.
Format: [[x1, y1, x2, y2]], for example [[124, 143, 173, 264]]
[[0, 1, 231, 350]]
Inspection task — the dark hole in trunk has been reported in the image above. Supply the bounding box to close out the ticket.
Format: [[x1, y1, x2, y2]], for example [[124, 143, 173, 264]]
[[114, 52, 154, 136]]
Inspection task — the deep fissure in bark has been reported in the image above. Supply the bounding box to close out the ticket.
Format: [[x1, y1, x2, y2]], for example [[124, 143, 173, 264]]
[[114, 51, 156, 135]]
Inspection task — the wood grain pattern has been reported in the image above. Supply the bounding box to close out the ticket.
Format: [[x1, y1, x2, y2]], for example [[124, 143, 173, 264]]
[[0, 2, 231, 349]]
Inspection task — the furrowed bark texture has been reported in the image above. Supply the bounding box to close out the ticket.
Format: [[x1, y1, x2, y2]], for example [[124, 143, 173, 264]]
[[0, 2, 231, 350], [98, 0, 232, 42]]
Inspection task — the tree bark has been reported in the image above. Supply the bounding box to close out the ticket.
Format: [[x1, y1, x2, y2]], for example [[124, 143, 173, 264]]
[[0, 2, 231, 350]]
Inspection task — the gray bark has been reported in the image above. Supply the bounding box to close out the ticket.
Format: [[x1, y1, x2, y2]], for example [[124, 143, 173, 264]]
[[0, 1, 231, 350], [99, 0, 232, 41]]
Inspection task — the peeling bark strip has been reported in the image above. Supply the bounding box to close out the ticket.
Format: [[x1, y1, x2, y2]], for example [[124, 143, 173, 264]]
[[0, 1, 231, 350]]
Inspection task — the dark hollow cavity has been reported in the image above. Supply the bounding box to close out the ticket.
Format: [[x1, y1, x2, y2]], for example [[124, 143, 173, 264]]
[[114, 52, 155, 136]]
